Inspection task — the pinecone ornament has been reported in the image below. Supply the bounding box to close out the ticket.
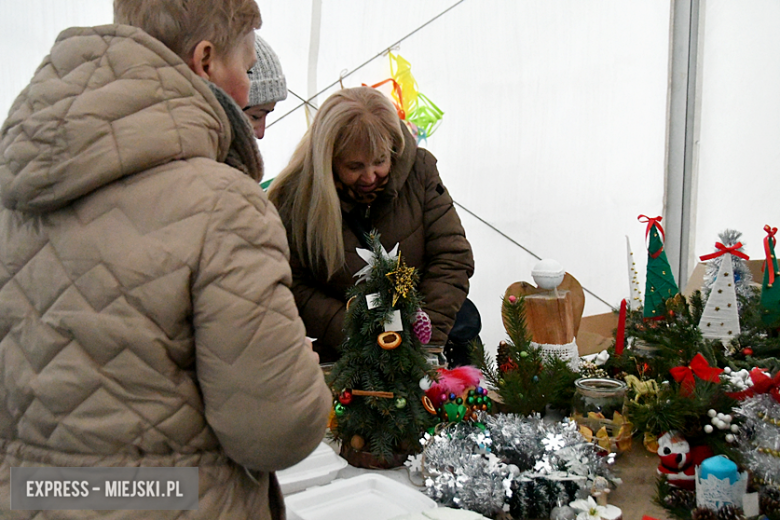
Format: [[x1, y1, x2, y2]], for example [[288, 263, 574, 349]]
[[716, 505, 745, 520], [497, 341, 510, 366], [760, 487, 780, 519], [496, 341, 517, 373], [664, 487, 695, 509], [412, 308, 432, 345], [692, 507, 718, 520]]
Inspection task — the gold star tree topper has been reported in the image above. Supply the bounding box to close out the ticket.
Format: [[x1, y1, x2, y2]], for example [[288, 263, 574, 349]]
[[386, 253, 416, 306]]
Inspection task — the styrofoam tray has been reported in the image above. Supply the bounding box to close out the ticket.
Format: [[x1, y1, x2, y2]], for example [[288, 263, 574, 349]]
[[277, 442, 347, 495], [285, 473, 437, 520]]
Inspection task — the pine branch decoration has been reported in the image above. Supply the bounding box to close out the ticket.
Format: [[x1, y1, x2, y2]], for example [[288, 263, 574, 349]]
[[470, 295, 577, 416]]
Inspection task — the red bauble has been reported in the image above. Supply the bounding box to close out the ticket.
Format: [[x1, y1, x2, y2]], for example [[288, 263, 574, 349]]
[[338, 390, 353, 405], [742, 348, 754, 356]]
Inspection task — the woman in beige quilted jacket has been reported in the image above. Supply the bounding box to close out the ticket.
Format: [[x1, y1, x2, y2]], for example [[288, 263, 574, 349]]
[[268, 87, 474, 364], [0, 1, 331, 519]]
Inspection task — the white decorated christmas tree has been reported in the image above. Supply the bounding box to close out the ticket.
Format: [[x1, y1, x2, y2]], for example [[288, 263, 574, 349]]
[[699, 254, 741, 342], [701, 230, 753, 311], [626, 235, 642, 311]]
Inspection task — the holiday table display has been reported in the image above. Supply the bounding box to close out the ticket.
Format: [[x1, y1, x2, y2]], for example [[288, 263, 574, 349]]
[[327, 233, 438, 468], [598, 222, 780, 519], [409, 413, 621, 520]]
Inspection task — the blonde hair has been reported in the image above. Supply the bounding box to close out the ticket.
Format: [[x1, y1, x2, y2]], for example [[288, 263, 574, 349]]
[[114, 0, 261, 61], [268, 87, 405, 279]]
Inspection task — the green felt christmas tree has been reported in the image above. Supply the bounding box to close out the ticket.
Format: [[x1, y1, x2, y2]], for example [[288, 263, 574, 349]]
[[640, 215, 679, 320], [760, 225, 780, 328], [326, 233, 437, 468]]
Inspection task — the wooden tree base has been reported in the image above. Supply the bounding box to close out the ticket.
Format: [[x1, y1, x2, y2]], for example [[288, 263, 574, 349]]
[[340, 443, 410, 470]]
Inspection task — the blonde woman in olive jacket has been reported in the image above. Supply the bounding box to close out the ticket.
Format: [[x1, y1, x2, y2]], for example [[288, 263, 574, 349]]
[[0, 25, 331, 520]]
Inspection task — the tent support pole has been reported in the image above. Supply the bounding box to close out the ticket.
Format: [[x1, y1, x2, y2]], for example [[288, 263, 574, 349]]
[[306, 0, 323, 120], [665, 0, 701, 288]]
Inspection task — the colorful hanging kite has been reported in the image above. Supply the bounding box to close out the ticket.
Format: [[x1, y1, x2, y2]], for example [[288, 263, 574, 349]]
[[364, 52, 444, 144]]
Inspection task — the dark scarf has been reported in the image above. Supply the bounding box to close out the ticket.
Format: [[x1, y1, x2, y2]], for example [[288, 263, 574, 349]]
[[207, 82, 264, 182]]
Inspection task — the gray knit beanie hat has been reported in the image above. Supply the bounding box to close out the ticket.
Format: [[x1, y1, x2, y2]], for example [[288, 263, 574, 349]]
[[247, 34, 287, 107]]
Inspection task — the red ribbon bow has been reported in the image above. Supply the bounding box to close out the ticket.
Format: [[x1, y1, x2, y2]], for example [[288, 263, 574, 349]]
[[638, 215, 665, 259], [638, 215, 664, 240], [699, 242, 750, 262], [726, 368, 780, 404], [764, 225, 778, 286], [669, 353, 724, 396]]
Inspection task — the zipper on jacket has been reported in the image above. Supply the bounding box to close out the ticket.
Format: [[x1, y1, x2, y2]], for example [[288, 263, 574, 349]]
[[364, 205, 371, 220]]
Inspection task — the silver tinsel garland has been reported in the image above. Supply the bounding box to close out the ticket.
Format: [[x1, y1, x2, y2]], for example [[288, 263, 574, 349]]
[[411, 413, 620, 518], [734, 394, 780, 487]]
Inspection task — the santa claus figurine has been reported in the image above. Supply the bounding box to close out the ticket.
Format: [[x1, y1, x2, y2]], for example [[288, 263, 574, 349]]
[[656, 431, 713, 490]]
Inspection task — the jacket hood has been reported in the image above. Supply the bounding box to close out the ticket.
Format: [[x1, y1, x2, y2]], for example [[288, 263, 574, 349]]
[[384, 123, 418, 198], [0, 24, 232, 213]]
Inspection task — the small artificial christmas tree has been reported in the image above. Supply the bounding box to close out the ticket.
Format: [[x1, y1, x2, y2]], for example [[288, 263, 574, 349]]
[[627, 235, 643, 311], [471, 295, 578, 416], [326, 233, 438, 468], [639, 215, 679, 320], [698, 238, 749, 343], [761, 225, 780, 329]]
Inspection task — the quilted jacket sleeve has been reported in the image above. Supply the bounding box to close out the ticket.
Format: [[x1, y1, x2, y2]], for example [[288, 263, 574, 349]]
[[288, 251, 345, 363], [192, 172, 331, 472], [417, 150, 475, 345]]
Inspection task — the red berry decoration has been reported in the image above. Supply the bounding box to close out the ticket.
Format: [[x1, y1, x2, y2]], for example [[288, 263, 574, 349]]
[[338, 390, 353, 405], [742, 348, 753, 356]]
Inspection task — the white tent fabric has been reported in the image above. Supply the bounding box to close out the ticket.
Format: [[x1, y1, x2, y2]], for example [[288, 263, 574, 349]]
[[695, 0, 779, 272], [0, 1, 774, 353]]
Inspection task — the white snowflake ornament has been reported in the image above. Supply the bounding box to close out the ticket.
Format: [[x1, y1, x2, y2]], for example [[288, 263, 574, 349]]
[[542, 433, 566, 452], [404, 454, 423, 473]]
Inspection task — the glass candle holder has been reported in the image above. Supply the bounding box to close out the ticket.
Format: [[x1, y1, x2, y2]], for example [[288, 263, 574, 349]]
[[573, 377, 628, 419]]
